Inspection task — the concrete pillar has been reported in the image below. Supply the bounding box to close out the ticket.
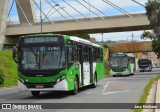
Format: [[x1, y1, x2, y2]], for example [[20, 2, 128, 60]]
[[0, 0, 10, 50], [16, 0, 36, 24]]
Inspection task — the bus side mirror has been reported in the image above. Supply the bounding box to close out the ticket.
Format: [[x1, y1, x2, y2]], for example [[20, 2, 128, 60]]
[[13, 46, 17, 63]]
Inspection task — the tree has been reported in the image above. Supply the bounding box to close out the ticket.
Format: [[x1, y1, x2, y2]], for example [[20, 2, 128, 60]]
[[74, 34, 90, 40], [141, 0, 160, 58], [145, 0, 160, 35]]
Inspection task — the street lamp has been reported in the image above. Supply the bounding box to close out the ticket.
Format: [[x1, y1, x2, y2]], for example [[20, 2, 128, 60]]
[[47, 7, 65, 19], [45, 4, 59, 18], [42, 4, 61, 22]]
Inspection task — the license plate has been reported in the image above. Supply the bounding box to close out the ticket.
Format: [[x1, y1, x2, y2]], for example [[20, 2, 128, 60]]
[[35, 84, 44, 88]]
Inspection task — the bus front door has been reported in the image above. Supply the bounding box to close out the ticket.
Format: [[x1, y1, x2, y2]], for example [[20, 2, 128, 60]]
[[79, 46, 84, 85], [89, 47, 93, 83]]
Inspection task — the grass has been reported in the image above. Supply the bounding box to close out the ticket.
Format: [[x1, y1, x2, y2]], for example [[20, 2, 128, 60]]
[[0, 50, 18, 88], [134, 74, 160, 112]]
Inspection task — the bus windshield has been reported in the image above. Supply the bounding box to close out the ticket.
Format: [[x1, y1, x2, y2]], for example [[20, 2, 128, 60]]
[[19, 46, 66, 70], [138, 59, 150, 65], [110, 57, 119, 67], [110, 56, 128, 68]]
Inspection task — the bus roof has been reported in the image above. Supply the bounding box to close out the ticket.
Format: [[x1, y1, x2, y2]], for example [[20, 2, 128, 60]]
[[69, 36, 100, 48], [19, 34, 101, 48]]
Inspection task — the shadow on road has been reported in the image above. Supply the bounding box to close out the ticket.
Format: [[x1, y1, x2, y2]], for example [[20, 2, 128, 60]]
[[22, 85, 99, 100]]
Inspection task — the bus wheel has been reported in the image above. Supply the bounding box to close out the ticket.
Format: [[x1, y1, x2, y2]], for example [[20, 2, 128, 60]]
[[72, 77, 78, 95], [130, 73, 134, 76], [91, 74, 97, 88], [31, 91, 40, 97]]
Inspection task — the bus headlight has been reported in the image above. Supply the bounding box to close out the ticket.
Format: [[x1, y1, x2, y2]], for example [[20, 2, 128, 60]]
[[61, 75, 66, 80], [56, 78, 61, 84], [56, 75, 66, 84]]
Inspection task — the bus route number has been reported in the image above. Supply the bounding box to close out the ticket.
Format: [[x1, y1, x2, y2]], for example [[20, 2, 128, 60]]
[[48, 47, 60, 51]]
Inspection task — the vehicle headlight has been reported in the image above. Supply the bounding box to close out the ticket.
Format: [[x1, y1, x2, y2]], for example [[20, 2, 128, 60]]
[[61, 75, 66, 80], [56, 75, 66, 84], [56, 78, 61, 84]]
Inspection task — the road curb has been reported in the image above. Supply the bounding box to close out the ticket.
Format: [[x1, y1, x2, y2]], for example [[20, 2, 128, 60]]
[[0, 86, 17, 90], [155, 80, 160, 112]]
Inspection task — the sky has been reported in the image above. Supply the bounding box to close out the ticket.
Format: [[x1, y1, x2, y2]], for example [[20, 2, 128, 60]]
[[8, 0, 151, 42]]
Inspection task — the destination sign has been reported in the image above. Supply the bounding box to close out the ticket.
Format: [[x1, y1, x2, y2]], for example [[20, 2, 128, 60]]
[[111, 54, 126, 57], [24, 37, 59, 43]]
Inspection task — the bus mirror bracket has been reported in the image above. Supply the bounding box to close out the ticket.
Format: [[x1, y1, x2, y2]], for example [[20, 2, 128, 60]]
[[13, 46, 17, 63]]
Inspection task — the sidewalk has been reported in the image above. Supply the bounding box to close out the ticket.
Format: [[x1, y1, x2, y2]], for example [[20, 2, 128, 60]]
[[143, 79, 160, 112], [155, 80, 160, 112]]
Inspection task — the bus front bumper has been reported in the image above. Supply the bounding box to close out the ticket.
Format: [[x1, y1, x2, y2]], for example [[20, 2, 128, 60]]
[[18, 79, 68, 91], [139, 67, 149, 71], [110, 70, 129, 76]]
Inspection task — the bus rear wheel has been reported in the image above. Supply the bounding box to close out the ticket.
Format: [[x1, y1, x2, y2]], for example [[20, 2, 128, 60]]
[[91, 74, 97, 88], [31, 91, 40, 97], [71, 77, 79, 95]]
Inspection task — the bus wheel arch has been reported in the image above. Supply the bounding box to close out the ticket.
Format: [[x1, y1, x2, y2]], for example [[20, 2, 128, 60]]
[[76, 74, 79, 89], [71, 75, 79, 95]]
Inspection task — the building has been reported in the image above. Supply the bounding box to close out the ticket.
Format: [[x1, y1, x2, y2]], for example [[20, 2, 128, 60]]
[[88, 38, 96, 43]]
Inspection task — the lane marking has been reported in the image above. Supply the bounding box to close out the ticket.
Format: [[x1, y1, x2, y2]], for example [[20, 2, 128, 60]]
[[102, 81, 130, 95], [104, 81, 110, 88], [102, 81, 110, 95], [103, 90, 130, 95]]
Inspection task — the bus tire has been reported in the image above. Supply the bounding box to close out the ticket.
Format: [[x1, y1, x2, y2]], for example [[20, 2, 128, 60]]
[[91, 74, 97, 88], [130, 73, 134, 76], [31, 91, 40, 97], [71, 76, 79, 95]]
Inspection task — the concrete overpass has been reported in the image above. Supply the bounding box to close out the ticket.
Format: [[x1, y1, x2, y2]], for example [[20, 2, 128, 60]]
[[0, 0, 151, 46], [6, 13, 150, 37], [108, 41, 152, 53], [0, 0, 36, 46]]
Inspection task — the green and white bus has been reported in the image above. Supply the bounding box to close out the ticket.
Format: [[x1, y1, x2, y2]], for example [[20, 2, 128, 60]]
[[109, 53, 135, 77], [13, 34, 104, 96]]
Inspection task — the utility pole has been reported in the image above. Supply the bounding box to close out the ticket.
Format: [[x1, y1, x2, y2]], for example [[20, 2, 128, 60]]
[[102, 33, 104, 42], [89, 0, 90, 19], [40, 0, 42, 33], [131, 33, 134, 42]]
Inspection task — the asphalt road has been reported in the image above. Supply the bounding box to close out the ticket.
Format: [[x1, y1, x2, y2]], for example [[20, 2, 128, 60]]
[[0, 68, 160, 112]]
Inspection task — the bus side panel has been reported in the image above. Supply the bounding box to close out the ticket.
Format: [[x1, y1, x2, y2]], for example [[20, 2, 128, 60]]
[[66, 63, 81, 91], [127, 63, 131, 74], [95, 62, 104, 81], [130, 63, 135, 74]]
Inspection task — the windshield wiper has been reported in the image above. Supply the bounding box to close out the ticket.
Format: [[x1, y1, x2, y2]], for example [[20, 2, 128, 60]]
[[59, 49, 63, 68]]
